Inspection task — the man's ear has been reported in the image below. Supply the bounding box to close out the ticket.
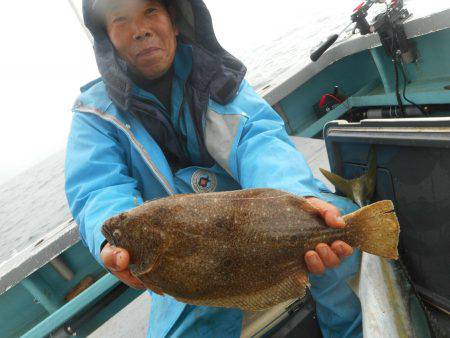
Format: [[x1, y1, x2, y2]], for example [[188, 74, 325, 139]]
[[168, 5, 179, 36], [173, 22, 180, 36]]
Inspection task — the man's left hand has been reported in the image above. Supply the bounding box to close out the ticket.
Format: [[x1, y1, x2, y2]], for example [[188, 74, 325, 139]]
[[303, 197, 353, 275]]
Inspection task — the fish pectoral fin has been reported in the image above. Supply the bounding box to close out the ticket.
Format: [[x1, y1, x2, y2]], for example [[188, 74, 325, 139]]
[[136, 235, 170, 277]]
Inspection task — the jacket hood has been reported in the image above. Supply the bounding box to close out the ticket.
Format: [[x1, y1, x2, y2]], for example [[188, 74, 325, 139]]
[[82, 0, 247, 112]]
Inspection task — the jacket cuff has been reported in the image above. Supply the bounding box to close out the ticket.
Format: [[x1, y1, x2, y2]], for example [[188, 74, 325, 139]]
[[308, 249, 361, 291], [92, 226, 108, 269]]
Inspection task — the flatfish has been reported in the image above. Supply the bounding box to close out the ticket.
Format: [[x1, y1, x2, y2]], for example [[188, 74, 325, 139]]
[[102, 188, 399, 311]]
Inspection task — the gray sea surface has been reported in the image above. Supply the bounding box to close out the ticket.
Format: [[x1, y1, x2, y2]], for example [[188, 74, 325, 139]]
[[0, 150, 68, 263], [0, 0, 446, 265]]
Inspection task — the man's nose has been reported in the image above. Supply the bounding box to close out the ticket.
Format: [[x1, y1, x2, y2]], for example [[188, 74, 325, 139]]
[[133, 30, 152, 41], [132, 20, 153, 41]]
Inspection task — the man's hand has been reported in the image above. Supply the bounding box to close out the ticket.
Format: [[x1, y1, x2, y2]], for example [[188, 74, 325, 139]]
[[304, 197, 353, 275], [100, 243, 146, 290]]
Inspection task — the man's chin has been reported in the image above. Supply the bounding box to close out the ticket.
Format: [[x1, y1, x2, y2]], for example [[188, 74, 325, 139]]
[[137, 63, 171, 80]]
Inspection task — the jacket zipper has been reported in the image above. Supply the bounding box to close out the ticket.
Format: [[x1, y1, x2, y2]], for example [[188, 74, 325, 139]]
[[74, 104, 175, 196]]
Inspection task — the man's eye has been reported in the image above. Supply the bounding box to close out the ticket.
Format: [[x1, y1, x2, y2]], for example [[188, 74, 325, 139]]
[[112, 16, 127, 24], [145, 8, 157, 15]]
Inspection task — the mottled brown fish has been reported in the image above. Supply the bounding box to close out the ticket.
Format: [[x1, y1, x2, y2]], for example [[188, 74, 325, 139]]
[[102, 188, 399, 311]]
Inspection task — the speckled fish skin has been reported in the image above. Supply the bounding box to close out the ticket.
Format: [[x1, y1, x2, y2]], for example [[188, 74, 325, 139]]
[[102, 188, 399, 311]]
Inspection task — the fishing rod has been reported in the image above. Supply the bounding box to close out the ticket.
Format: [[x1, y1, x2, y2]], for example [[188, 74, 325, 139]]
[[310, 0, 411, 62], [67, 0, 94, 45], [309, 21, 354, 62]]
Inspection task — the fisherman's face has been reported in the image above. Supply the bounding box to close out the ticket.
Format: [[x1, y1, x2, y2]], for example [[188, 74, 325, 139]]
[[104, 0, 178, 80]]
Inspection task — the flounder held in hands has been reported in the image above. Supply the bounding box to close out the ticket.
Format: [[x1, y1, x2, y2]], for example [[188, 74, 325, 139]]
[[102, 188, 399, 311]]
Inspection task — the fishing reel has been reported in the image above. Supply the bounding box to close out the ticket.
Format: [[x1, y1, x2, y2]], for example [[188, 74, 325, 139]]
[[310, 0, 414, 63]]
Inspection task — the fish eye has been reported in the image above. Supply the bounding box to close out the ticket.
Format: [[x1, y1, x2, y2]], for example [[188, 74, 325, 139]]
[[113, 229, 122, 238]]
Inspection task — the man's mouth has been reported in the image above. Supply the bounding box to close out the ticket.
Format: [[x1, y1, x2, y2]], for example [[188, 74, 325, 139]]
[[136, 47, 161, 58]]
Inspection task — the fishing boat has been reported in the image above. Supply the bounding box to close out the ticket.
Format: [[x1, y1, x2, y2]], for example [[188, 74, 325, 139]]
[[1, 0, 449, 336]]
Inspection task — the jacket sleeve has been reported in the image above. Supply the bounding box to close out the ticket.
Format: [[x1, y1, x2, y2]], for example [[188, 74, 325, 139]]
[[65, 112, 144, 267], [233, 80, 324, 198]]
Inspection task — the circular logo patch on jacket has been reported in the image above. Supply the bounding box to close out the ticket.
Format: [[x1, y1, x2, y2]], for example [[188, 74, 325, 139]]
[[191, 169, 218, 193]]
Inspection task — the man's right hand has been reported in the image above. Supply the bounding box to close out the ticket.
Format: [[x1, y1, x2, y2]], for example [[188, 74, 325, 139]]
[[100, 243, 146, 290]]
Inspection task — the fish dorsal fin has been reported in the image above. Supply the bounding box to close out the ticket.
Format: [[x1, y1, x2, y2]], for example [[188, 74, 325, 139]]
[[174, 272, 309, 312]]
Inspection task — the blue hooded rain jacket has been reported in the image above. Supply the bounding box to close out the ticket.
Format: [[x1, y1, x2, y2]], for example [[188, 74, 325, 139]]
[[65, 0, 362, 337]]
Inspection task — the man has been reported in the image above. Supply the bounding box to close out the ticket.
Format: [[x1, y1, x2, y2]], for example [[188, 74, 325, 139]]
[[65, 0, 362, 336]]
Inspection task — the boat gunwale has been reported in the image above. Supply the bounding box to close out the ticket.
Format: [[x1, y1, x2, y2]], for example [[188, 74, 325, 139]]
[[260, 8, 450, 106], [0, 219, 79, 295]]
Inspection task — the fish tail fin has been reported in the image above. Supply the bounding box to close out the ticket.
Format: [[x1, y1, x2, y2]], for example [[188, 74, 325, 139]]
[[320, 147, 378, 207], [319, 168, 353, 198], [343, 200, 400, 259]]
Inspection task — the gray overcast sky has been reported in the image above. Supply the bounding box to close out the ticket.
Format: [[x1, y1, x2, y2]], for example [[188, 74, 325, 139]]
[[0, 0, 99, 184]]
